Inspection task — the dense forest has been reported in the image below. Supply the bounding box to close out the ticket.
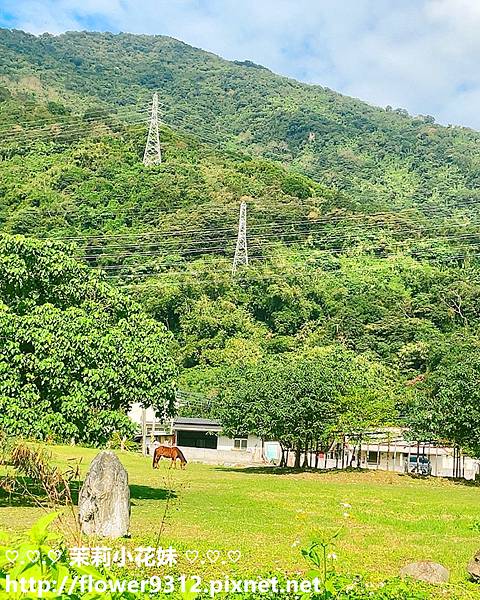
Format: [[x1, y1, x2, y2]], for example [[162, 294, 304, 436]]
[[2, 29, 480, 211], [1, 29, 480, 453]]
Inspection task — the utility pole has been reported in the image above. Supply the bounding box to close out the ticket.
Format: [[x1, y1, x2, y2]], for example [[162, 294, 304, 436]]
[[141, 407, 147, 456], [232, 200, 248, 276], [143, 92, 162, 166]]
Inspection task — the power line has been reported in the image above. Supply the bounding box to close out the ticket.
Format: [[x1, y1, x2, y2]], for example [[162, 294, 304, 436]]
[[0, 106, 231, 149], [0, 99, 215, 135], [0, 100, 152, 131], [78, 229, 480, 265], [26, 222, 480, 259], [0, 96, 211, 136], [25, 201, 480, 245], [5, 187, 480, 241], [96, 245, 480, 274], [0, 110, 146, 137], [4, 102, 480, 276], [96, 244, 480, 283], [0, 115, 149, 140], [0, 116, 150, 143], [6, 216, 480, 270], [0, 199, 457, 225], [0, 103, 227, 145], [3, 104, 480, 256]]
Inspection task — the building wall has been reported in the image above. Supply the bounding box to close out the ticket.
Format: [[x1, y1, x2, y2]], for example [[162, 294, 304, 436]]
[[128, 402, 172, 436], [357, 449, 479, 479], [217, 434, 262, 452], [165, 433, 265, 465], [178, 443, 264, 465]]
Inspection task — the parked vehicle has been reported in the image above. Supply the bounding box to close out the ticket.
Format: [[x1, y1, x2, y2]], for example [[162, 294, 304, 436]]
[[404, 455, 432, 476]]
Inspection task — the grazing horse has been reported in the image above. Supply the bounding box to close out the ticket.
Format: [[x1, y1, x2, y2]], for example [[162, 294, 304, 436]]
[[152, 445, 187, 469]]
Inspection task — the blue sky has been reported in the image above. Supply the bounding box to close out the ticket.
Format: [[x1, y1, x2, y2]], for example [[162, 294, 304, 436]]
[[1, 0, 480, 129]]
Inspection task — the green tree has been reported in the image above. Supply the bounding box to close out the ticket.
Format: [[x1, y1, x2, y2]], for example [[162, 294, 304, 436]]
[[407, 336, 480, 457], [218, 346, 398, 468], [0, 234, 177, 445]]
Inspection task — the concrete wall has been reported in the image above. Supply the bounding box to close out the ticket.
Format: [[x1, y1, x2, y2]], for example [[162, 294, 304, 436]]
[[217, 434, 262, 452], [356, 449, 479, 480], [178, 444, 265, 465]]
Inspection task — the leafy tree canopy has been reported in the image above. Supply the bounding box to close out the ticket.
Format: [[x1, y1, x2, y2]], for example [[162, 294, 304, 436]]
[[407, 336, 480, 457], [0, 234, 177, 445], [217, 346, 399, 467]]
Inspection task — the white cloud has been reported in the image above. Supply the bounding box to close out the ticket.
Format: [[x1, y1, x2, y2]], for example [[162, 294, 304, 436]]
[[3, 0, 480, 128]]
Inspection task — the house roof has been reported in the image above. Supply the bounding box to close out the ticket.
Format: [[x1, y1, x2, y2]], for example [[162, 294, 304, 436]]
[[173, 417, 222, 432]]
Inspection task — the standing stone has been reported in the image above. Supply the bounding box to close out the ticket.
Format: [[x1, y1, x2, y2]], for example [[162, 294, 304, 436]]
[[400, 561, 449, 584], [467, 550, 480, 581], [78, 451, 130, 538]]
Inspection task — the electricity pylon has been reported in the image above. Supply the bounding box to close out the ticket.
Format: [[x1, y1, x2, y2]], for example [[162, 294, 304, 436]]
[[143, 92, 162, 166], [232, 200, 248, 276]]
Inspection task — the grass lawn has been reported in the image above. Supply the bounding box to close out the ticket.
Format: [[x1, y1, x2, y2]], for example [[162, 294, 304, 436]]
[[1, 444, 480, 597]]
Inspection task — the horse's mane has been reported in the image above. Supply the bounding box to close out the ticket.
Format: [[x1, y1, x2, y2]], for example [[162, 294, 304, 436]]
[[175, 447, 188, 463]]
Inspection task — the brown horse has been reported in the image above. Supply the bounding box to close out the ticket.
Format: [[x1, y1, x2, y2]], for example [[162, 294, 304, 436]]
[[152, 445, 187, 469]]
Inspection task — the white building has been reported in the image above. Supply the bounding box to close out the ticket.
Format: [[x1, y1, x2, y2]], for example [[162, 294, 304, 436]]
[[302, 432, 480, 480], [172, 417, 264, 465], [128, 405, 479, 479], [128, 403, 264, 465]]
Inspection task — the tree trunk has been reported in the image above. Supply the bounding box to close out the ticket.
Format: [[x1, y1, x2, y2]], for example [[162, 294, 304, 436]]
[[294, 444, 302, 469], [302, 451, 309, 469], [302, 437, 309, 469], [280, 443, 286, 467]]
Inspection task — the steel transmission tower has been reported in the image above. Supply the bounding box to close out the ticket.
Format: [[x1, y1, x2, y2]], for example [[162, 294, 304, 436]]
[[143, 92, 162, 166], [232, 201, 248, 275]]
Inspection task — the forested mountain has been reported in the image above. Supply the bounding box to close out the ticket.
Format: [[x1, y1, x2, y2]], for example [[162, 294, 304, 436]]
[[2, 27, 480, 276], [2, 28, 480, 448], [2, 28, 480, 214]]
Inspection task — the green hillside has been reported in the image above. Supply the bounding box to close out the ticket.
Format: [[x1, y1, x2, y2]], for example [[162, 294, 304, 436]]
[[2, 27, 480, 417], [2, 27, 480, 266], [2, 28, 480, 214]]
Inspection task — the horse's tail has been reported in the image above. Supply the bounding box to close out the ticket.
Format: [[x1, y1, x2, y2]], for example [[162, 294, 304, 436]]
[[176, 447, 187, 464], [152, 448, 157, 469]]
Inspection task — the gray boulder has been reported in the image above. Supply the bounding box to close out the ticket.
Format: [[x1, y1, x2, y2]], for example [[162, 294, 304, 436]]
[[467, 550, 480, 581], [400, 561, 449, 584], [78, 451, 130, 538]]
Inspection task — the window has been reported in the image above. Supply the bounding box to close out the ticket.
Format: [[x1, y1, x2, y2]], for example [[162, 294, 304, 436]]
[[177, 430, 218, 449], [234, 438, 248, 451], [367, 450, 378, 464]]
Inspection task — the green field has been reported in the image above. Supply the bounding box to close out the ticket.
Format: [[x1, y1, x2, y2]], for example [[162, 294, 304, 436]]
[[2, 445, 480, 598]]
